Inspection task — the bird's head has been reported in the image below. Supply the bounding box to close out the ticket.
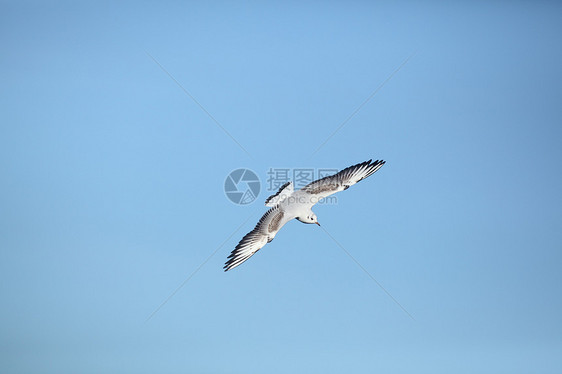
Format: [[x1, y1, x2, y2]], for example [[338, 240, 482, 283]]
[[297, 213, 320, 226]]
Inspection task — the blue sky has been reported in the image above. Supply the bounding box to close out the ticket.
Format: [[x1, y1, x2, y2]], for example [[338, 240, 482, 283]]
[[1, 1, 561, 373]]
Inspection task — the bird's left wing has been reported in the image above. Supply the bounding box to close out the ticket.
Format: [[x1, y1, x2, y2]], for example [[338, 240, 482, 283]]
[[300, 159, 385, 202], [224, 205, 289, 271]]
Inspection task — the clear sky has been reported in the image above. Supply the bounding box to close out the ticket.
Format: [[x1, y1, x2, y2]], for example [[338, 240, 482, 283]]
[[1, 1, 561, 373]]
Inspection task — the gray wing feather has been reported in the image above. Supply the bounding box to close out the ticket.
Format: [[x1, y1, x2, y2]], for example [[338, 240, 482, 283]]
[[224, 205, 286, 271], [301, 159, 385, 199]]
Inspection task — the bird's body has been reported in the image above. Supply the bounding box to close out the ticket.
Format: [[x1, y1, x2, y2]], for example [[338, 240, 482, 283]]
[[224, 159, 385, 271]]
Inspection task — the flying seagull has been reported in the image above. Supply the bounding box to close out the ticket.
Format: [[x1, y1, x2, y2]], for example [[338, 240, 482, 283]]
[[224, 159, 385, 271]]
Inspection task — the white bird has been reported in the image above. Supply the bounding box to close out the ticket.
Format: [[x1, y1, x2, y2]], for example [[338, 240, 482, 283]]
[[224, 159, 385, 271]]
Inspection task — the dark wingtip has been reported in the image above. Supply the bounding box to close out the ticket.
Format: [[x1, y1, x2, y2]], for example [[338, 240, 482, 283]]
[[265, 181, 291, 205]]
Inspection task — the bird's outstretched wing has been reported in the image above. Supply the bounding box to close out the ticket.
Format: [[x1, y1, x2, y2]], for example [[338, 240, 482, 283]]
[[301, 159, 385, 201], [224, 205, 288, 271], [265, 181, 294, 207]]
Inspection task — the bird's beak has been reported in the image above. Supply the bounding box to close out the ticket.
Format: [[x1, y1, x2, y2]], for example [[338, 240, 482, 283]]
[[315, 222, 321, 226]]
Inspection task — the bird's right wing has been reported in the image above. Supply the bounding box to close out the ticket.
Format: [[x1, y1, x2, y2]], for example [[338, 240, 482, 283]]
[[301, 159, 385, 202], [224, 205, 289, 271]]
